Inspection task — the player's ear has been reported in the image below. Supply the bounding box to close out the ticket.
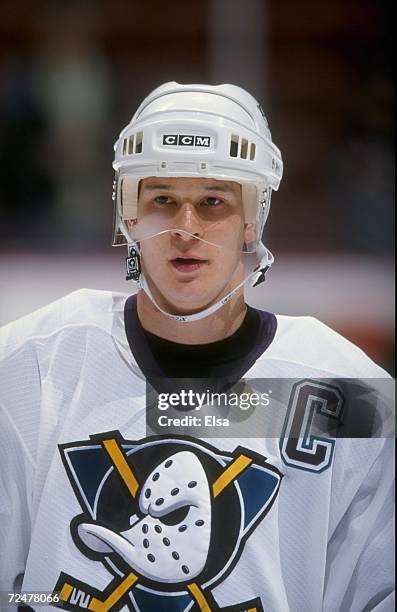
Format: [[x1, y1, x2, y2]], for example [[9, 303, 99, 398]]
[[244, 223, 256, 244]]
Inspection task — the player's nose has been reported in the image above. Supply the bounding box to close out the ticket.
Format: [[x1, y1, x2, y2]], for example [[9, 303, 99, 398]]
[[170, 202, 204, 241]]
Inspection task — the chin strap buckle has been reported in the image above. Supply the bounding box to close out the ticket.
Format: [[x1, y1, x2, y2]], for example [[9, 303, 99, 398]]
[[252, 265, 270, 287], [126, 244, 141, 281]]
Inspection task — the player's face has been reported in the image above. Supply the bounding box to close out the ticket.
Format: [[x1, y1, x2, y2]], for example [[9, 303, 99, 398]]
[[132, 177, 254, 314]]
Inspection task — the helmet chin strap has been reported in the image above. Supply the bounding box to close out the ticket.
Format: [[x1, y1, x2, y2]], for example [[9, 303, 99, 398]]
[[130, 241, 274, 323]]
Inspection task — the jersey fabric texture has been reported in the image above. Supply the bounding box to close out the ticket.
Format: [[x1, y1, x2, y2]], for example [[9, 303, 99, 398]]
[[0, 289, 394, 612]]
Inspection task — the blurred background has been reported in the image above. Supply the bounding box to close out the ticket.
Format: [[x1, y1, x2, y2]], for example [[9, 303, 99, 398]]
[[0, 0, 394, 372]]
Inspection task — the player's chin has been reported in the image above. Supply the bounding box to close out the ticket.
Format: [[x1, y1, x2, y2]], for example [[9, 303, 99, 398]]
[[164, 279, 221, 311], [168, 282, 212, 305]]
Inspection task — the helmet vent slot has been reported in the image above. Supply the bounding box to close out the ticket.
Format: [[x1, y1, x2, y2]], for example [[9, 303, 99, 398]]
[[135, 131, 143, 153], [229, 134, 256, 160], [229, 134, 239, 157], [128, 135, 134, 154], [240, 138, 248, 159], [123, 132, 144, 155]]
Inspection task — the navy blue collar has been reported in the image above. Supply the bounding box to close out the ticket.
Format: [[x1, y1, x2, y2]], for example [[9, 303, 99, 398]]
[[124, 294, 277, 382]]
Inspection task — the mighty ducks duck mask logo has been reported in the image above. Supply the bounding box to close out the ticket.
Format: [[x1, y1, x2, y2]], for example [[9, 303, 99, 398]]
[[55, 432, 282, 611]]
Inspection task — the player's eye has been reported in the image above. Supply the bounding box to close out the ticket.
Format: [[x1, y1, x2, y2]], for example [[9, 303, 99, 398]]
[[202, 197, 223, 207], [154, 195, 173, 205]]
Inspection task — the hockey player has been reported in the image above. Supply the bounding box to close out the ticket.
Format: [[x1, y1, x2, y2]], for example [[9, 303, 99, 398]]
[[0, 83, 394, 612]]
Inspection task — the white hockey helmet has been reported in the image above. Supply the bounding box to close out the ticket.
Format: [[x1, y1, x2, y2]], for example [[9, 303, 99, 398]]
[[112, 82, 283, 322]]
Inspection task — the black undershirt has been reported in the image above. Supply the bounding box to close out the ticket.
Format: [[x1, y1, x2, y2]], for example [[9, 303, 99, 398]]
[[124, 294, 277, 382]]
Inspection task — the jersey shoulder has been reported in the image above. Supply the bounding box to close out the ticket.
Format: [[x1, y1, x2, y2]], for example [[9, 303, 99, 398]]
[[263, 314, 390, 378], [0, 288, 129, 359]]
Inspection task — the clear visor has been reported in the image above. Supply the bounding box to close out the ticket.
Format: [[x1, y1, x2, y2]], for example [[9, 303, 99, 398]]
[[128, 216, 258, 254], [113, 175, 270, 254]]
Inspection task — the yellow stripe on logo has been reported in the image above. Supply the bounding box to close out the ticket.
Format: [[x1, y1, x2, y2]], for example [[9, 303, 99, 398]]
[[212, 454, 253, 498], [187, 583, 212, 612], [88, 573, 139, 611], [102, 438, 139, 498], [59, 583, 73, 603]]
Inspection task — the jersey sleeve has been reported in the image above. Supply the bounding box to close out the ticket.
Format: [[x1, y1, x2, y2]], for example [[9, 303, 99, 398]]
[[0, 405, 35, 592], [0, 337, 39, 593], [0, 289, 120, 595], [323, 438, 395, 612]]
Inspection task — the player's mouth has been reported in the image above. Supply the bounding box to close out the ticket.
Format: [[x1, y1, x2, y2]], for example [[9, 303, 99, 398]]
[[170, 256, 208, 273]]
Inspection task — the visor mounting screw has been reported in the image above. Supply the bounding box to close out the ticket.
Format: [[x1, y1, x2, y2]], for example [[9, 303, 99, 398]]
[[160, 161, 167, 169], [200, 162, 207, 170]]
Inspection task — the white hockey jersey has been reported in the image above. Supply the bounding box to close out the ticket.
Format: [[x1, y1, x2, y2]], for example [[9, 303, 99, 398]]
[[0, 289, 394, 612]]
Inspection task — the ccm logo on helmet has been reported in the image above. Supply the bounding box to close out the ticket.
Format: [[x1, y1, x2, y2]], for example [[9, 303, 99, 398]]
[[162, 134, 211, 147]]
